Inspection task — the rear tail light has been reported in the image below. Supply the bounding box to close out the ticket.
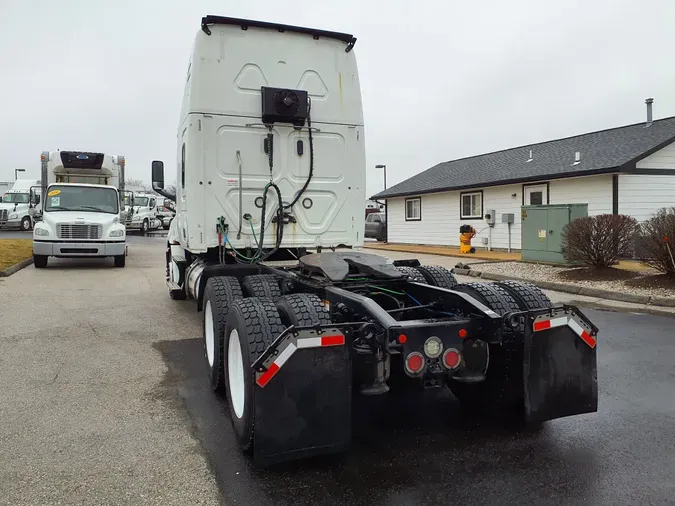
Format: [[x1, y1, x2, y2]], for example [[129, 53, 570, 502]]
[[405, 352, 425, 375], [443, 348, 461, 370]]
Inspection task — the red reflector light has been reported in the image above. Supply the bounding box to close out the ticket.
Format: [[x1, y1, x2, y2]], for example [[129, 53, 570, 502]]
[[398, 334, 407, 344], [458, 328, 468, 339], [405, 352, 425, 374], [443, 348, 461, 369]]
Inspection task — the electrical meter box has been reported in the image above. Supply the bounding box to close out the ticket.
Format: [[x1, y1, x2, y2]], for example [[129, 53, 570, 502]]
[[484, 210, 496, 226], [521, 204, 588, 263]]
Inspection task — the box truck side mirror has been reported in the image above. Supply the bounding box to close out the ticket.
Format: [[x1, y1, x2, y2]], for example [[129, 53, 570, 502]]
[[152, 161, 165, 190]]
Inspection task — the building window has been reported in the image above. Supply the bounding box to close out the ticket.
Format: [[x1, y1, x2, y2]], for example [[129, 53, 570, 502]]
[[523, 183, 549, 206], [460, 191, 483, 219], [405, 197, 421, 221]]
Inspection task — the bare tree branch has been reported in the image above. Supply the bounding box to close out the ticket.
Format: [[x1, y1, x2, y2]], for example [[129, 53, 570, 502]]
[[637, 207, 675, 276], [562, 214, 639, 268]]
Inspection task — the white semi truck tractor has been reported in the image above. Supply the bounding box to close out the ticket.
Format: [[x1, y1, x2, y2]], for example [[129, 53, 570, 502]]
[[150, 15, 599, 467], [32, 151, 127, 268], [0, 178, 42, 230], [124, 191, 162, 233]]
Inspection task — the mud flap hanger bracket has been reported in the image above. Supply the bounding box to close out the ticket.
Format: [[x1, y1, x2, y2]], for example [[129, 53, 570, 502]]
[[251, 322, 363, 375]]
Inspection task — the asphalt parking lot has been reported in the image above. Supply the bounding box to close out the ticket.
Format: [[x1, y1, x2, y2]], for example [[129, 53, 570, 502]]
[[1, 236, 674, 505]]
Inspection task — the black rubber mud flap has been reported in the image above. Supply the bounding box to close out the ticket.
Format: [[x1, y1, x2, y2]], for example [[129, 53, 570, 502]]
[[252, 327, 352, 466], [523, 306, 598, 423]]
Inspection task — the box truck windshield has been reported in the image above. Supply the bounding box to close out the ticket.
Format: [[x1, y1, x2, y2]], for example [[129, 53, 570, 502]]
[[45, 186, 119, 214]]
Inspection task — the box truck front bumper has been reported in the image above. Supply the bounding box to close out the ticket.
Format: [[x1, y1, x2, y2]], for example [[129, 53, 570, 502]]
[[33, 241, 126, 257]]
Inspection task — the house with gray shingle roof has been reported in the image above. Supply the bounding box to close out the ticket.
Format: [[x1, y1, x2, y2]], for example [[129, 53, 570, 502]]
[[371, 104, 675, 251]]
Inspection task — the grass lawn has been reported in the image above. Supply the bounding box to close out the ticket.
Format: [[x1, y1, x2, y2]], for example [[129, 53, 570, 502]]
[[0, 239, 33, 271]]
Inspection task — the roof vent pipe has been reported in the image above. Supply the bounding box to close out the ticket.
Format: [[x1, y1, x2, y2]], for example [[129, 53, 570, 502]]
[[646, 98, 654, 125], [573, 151, 581, 165]]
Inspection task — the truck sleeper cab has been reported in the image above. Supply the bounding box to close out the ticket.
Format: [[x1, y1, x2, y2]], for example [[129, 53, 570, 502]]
[[125, 192, 161, 233], [32, 183, 127, 268]]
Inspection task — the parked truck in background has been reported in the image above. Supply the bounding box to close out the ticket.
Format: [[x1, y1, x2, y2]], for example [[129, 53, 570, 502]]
[[124, 191, 162, 233], [150, 15, 599, 467], [0, 180, 13, 195], [33, 151, 128, 268], [156, 197, 175, 229], [0, 178, 41, 230]]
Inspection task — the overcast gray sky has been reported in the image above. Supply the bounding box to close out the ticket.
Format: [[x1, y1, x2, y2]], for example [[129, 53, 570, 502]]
[[1, 0, 674, 197]]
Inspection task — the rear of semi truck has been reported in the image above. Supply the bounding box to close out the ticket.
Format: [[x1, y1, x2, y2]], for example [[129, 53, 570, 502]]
[[153, 15, 365, 259], [152, 16, 599, 468]]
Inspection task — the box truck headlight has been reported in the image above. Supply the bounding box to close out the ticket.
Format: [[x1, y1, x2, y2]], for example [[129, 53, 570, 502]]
[[34, 228, 49, 236], [8, 213, 17, 220], [109, 229, 124, 238]]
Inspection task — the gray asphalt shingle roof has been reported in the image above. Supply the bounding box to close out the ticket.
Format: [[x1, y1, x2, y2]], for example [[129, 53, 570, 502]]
[[372, 116, 675, 199]]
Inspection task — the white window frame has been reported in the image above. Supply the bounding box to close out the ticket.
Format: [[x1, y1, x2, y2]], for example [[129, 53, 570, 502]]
[[405, 197, 421, 221], [460, 191, 483, 219], [523, 183, 548, 206]]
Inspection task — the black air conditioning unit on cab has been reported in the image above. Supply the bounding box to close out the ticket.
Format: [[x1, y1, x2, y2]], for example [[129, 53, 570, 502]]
[[261, 87, 308, 127]]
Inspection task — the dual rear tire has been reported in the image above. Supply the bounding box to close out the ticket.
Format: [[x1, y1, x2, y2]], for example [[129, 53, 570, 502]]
[[202, 274, 329, 452], [448, 281, 552, 418]]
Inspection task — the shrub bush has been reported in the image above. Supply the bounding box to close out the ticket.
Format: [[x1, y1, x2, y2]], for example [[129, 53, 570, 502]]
[[561, 214, 639, 268], [636, 207, 675, 276]]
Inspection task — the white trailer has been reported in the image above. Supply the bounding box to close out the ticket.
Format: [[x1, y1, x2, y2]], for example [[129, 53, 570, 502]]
[[0, 179, 41, 230], [33, 151, 128, 268], [0, 181, 13, 194]]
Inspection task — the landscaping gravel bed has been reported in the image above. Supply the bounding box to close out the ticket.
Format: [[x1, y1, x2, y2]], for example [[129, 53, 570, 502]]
[[473, 262, 675, 300]]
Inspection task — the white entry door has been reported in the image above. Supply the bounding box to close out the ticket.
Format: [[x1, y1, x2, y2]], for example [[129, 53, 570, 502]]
[[524, 184, 548, 205]]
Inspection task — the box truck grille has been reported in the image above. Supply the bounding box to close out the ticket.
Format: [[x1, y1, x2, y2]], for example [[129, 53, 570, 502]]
[[57, 224, 102, 240], [0, 209, 7, 222]]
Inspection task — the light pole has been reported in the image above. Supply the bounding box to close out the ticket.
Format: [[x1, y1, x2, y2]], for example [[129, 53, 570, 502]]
[[375, 164, 387, 190], [375, 164, 387, 242], [14, 168, 25, 180]]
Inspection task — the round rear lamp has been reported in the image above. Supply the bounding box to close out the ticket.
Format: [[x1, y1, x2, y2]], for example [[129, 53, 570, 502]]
[[405, 352, 425, 375]]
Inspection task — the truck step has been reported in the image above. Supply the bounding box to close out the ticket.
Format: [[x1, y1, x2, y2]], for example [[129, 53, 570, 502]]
[[172, 254, 187, 263], [167, 281, 181, 291]]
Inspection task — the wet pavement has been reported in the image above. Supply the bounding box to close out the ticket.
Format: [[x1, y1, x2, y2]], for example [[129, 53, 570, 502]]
[[159, 307, 675, 506], [2, 236, 673, 505]]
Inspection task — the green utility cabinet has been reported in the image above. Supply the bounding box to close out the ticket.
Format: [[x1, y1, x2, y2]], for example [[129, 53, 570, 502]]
[[521, 204, 588, 263]]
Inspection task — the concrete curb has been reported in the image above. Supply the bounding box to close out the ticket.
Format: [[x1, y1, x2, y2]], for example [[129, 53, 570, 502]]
[[0, 257, 33, 277], [453, 268, 674, 308]]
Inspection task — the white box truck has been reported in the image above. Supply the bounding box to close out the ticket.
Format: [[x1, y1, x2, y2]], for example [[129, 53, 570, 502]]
[[149, 15, 599, 467], [0, 178, 41, 230], [32, 151, 127, 268]]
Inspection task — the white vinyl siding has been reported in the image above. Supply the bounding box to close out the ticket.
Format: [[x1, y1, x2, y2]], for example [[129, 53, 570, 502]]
[[636, 141, 675, 170], [619, 174, 675, 221], [386, 174, 613, 250], [549, 175, 613, 215]]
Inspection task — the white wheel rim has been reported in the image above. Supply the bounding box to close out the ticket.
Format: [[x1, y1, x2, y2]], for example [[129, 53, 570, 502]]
[[204, 301, 215, 367], [228, 329, 246, 419]]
